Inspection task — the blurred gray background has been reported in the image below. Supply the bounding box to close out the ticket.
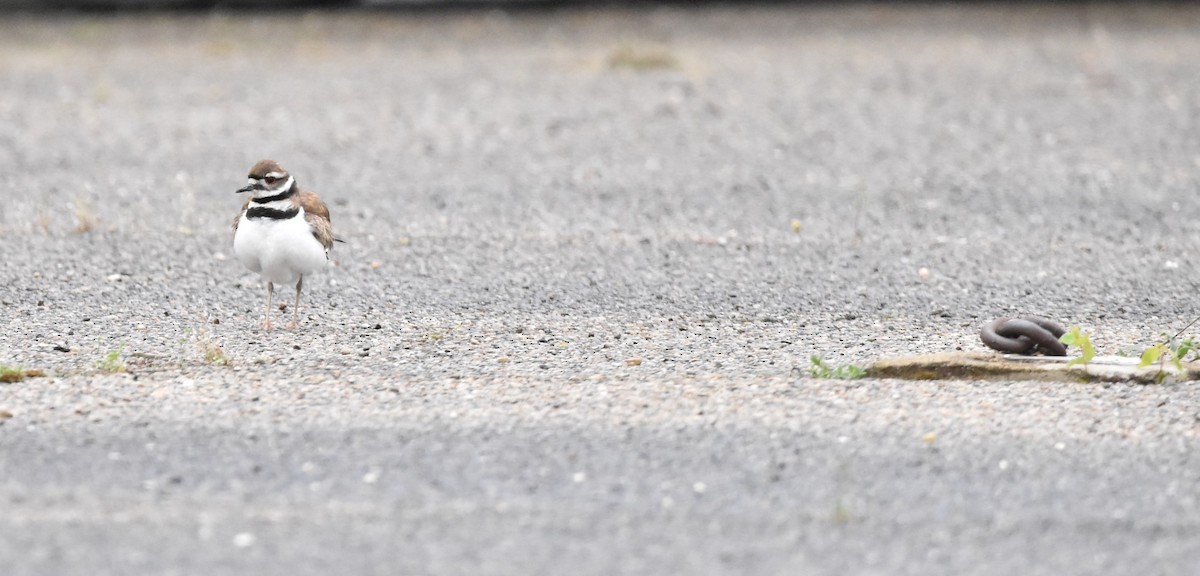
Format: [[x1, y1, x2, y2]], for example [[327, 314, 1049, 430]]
[[1, 3, 1199, 575]]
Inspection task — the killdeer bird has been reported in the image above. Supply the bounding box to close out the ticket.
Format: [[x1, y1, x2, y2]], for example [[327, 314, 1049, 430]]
[[232, 159, 337, 330]]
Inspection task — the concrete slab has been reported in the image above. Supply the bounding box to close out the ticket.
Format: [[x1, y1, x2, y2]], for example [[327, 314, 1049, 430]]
[[868, 353, 1199, 384]]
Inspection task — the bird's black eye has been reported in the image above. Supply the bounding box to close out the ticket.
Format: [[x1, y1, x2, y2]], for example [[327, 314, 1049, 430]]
[[264, 176, 278, 185]]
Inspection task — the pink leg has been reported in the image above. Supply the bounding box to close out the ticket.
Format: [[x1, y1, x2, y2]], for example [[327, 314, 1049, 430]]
[[263, 282, 274, 331], [288, 275, 303, 329]]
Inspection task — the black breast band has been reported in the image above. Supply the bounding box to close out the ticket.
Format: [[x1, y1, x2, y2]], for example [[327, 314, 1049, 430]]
[[246, 207, 300, 220]]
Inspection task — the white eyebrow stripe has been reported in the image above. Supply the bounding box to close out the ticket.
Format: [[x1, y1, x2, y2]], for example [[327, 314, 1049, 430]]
[[265, 172, 284, 179]]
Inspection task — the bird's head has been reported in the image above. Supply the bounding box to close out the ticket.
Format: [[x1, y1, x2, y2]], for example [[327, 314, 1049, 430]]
[[237, 159, 294, 198]]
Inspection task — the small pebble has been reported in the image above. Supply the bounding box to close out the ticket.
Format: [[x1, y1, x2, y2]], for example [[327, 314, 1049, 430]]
[[232, 533, 255, 548]]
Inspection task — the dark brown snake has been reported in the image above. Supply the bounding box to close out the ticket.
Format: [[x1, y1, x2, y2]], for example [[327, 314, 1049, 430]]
[[979, 317, 1068, 356]]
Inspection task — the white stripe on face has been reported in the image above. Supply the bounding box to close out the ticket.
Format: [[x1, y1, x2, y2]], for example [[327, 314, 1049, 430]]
[[252, 175, 294, 198]]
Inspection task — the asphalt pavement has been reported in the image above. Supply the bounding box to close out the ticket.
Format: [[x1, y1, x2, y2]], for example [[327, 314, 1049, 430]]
[[1, 4, 1199, 575]]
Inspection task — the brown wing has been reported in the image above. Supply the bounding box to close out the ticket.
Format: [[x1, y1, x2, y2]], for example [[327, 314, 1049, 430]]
[[231, 197, 252, 232], [298, 190, 336, 250]]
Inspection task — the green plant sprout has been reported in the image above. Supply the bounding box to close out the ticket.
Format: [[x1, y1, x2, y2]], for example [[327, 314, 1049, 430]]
[[97, 344, 126, 373], [0, 364, 45, 383], [1136, 315, 1200, 383], [1058, 326, 1096, 367], [180, 326, 232, 367], [1138, 338, 1195, 374], [808, 355, 866, 380]]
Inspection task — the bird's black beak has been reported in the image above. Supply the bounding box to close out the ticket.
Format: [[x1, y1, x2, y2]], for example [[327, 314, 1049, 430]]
[[236, 184, 260, 194]]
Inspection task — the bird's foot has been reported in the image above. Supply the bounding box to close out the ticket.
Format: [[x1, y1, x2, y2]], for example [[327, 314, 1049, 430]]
[[286, 321, 298, 329]]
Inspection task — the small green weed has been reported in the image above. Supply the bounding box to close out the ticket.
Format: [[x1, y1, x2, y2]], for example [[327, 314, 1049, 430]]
[[1058, 326, 1096, 367], [808, 355, 866, 380], [0, 364, 45, 383], [1138, 338, 1195, 382], [1137, 313, 1200, 382], [203, 343, 231, 366], [181, 326, 232, 367], [97, 344, 126, 373]]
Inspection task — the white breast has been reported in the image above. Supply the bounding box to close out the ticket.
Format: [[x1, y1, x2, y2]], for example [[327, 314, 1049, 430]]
[[234, 207, 328, 286]]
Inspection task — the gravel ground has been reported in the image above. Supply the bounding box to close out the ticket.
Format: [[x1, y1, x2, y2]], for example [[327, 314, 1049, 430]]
[[1, 4, 1199, 575]]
